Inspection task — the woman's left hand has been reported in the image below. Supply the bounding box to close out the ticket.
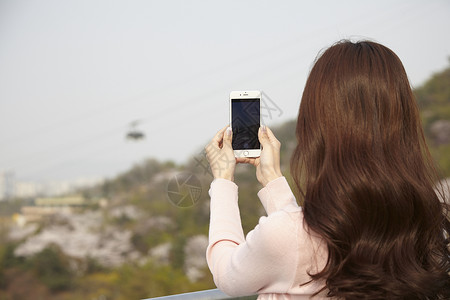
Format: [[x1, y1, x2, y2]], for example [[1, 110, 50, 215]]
[[205, 125, 236, 181]]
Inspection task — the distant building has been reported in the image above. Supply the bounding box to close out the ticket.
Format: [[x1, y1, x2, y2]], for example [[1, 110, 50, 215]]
[[15, 181, 42, 199], [20, 206, 72, 223], [0, 171, 15, 201], [35, 195, 87, 206], [18, 195, 91, 224], [12, 176, 103, 199]]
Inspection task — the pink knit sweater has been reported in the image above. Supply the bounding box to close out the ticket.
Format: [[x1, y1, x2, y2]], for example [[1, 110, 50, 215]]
[[206, 176, 329, 299]]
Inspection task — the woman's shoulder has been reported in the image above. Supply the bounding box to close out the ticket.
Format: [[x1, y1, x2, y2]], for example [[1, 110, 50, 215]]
[[247, 208, 328, 294], [247, 206, 325, 259]]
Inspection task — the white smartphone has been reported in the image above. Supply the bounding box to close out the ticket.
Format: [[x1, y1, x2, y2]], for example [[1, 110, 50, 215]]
[[229, 91, 261, 158]]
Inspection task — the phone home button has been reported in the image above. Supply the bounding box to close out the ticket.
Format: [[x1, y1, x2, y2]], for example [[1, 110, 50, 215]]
[[243, 151, 249, 156]]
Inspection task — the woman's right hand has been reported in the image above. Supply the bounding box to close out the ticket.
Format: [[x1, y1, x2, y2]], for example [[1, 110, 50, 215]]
[[237, 126, 283, 187]]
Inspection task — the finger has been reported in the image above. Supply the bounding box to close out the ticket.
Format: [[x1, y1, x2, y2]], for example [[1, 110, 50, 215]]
[[222, 126, 233, 146], [258, 125, 281, 148], [258, 125, 270, 148], [213, 125, 228, 141], [211, 125, 229, 147], [265, 126, 281, 146], [236, 157, 258, 166]]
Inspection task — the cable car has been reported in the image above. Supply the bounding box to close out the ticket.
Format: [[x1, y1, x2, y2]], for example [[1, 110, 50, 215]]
[[126, 121, 145, 141]]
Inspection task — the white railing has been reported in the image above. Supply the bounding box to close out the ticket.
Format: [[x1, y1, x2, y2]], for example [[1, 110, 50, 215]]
[[144, 289, 256, 300]]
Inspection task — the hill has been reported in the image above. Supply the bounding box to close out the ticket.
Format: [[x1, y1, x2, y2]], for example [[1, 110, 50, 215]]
[[0, 62, 449, 299], [414, 60, 450, 177]]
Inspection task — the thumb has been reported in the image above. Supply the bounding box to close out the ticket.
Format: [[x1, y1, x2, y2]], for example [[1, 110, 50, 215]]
[[264, 126, 281, 146], [223, 126, 233, 145], [258, 125, 270, 147]]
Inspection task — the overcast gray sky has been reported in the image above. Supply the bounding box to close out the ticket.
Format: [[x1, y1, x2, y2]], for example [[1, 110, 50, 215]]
[[0, 0, 449, 182]]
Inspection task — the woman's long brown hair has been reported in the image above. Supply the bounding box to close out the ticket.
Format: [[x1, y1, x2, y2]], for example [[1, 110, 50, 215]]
[[290, 40, 450, 299]]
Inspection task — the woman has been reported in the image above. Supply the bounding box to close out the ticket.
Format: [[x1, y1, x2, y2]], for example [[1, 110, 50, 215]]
[[205, 40, 450, 299]]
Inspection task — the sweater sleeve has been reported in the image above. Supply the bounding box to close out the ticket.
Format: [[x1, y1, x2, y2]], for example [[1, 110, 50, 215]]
[[257, 176, 298, 215], [206, 177, 300, 297]]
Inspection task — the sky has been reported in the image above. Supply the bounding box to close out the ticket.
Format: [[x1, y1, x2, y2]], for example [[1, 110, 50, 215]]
[[0, 0, 449, 183]]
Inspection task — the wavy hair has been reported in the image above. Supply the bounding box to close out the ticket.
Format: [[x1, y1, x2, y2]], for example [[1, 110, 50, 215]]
[[290, 40, 450, 299]]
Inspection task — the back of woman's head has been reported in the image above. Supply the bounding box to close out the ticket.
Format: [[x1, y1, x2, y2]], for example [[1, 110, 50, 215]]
[[290, 40, 450, 299]]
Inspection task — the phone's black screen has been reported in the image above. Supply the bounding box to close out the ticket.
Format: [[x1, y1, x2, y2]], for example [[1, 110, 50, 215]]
[[231, 99, 260, 150]]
